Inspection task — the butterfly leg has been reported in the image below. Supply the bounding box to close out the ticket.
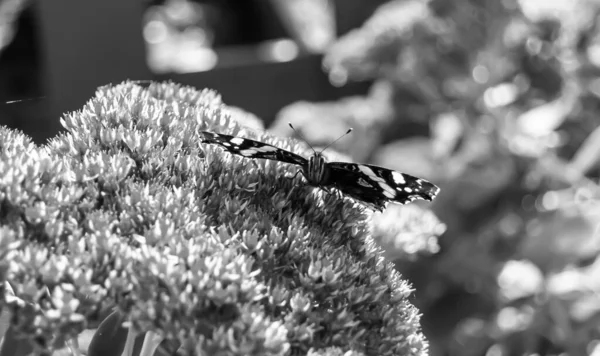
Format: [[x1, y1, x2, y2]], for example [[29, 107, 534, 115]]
[[334, 188, 344, 198], [285, 169, 305, 182], [250, 160, 260, 170], [321, 186, 333, 195], [319, 183, 340, 197], [282, 169, 306, 202]]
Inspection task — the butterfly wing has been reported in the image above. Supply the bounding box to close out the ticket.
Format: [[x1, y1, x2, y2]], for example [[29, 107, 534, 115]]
[[328, 162, 439, 211], [201, 131, 307, 166]]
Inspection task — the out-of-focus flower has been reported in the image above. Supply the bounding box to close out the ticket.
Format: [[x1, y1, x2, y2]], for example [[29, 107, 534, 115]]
[[269, 0, 336, 53], [372, 204, 445, 261], [497, 260, 544, 301]]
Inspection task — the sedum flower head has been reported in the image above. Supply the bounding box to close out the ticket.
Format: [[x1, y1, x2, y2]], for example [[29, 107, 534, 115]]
[[0, 81, 429, 355]]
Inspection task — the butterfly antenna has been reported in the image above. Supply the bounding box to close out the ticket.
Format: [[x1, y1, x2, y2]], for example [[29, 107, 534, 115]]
[[319, 128, 353, 153], [288, 123, 318, 155]]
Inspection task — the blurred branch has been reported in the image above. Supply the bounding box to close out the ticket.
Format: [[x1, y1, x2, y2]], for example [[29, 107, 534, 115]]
[[567, 125, 600, 179]]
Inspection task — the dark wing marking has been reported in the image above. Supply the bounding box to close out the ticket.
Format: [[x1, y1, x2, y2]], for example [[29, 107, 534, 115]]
[[324, 166, 388, 211], [201, 131, 307, 166], [328, 162, 439, 209]]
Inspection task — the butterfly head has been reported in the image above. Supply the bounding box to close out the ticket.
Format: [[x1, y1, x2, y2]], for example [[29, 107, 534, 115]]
[[305, 152, 330, 185], [288, 123, 353, 186]]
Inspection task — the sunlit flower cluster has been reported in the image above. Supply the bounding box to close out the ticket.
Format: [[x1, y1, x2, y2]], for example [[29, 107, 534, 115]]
[[0, 81, 429, 355]]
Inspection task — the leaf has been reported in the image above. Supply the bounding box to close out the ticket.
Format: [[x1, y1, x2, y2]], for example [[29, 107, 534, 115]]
[[87, 310, 128, 356]]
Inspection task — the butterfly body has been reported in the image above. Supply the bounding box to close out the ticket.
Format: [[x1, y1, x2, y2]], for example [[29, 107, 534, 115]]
[[201, 131, 439, 211], [305, 153, 330, 186]]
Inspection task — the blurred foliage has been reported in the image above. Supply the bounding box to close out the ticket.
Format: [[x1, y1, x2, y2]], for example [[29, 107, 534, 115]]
[[273, 0, 600, 355], [0, 81, 442, 355], [0, 0, 29, 53]]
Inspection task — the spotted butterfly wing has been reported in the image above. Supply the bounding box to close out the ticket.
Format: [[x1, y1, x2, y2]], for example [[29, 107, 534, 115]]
[[328, 162, 439, 211], [201, 131, 307, 166]]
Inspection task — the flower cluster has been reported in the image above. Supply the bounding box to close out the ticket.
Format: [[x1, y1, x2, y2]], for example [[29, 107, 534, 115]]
[[0, 81, 428, 355]]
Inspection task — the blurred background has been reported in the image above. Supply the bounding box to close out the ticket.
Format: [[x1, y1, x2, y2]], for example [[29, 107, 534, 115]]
[[2, 0, 600, 355], [0, 0, 378, 142]]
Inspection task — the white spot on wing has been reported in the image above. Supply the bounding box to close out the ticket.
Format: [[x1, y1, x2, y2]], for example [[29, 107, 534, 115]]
[[230, 137, 245, 145], [378, 182, 396, 197], [357, 165, 396, 198], [382, 188, 395, 199], [358, 165, 373, 176], [256, 145, 278, 153], [358, 165, 385, 183], [392, 171, 405, 184], [357, 178, 372, 187], [240, 149, 257, 156]]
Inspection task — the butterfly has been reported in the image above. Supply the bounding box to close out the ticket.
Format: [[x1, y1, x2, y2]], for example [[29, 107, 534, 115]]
[[201, 124, 439, 211]]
